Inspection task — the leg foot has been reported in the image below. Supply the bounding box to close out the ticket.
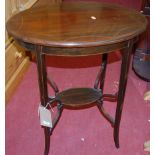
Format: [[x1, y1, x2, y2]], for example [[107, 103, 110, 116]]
[[97, 100, 115, 127], [114, 130, 120, 148]]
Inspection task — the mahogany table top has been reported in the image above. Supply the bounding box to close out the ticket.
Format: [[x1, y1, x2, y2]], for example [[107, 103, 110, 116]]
[[6, 1, 147, 48]]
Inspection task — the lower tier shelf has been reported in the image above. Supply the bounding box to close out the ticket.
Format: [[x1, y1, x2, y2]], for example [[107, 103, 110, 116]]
[[55, 88, 102, 107]]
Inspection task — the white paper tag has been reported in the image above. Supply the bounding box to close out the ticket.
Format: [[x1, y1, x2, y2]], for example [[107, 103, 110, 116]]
[[39, 105, 52, 128]]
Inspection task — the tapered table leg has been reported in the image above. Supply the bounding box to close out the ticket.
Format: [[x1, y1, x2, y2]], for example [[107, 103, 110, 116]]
[[94, 54, 107, 92], [100, 54, 108, 93], [44, 128, 51, 155], [114, 41, 133, 148], [35, 46, 50, 155]]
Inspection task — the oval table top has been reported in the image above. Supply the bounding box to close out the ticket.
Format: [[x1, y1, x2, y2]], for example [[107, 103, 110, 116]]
[[6, 1, 147, 48]]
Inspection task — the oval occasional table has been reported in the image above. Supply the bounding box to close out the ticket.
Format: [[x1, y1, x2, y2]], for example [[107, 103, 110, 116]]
[[6, 2, 147, 155]]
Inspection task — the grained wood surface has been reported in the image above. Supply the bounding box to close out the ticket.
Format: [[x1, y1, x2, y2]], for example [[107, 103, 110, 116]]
[[56, 88, 103, 107], [5, 41, 25, 83], [6, 1, 147, 49], [5, 57, 30, 103]]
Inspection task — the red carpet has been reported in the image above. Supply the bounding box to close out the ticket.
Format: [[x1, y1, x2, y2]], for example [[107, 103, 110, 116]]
[[6, 53, 149, 155]]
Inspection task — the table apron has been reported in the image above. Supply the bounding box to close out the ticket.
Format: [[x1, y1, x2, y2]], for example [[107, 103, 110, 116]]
[[15, 37, 138, 56]]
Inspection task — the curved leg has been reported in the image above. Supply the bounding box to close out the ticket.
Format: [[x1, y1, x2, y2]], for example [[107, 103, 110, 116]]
[[95, 54, 115, 126], [35, 46, 50, 155], [97, 100, 115, 127], [47, 75, 59, 94], [114, 42, 133, 148], [94, 54, 107, 92], [50, 102, 63, 135], [100, 54, 108, 92]]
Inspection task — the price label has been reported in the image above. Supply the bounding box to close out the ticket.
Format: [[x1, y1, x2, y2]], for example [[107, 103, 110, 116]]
[[38, 105, 52, 128]]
